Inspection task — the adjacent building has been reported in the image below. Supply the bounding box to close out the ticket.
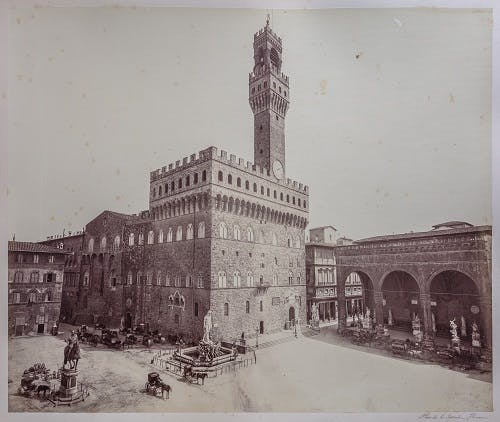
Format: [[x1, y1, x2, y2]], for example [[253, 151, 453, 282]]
[[8, 241, 68, 336], [305, 226, 363, 324]]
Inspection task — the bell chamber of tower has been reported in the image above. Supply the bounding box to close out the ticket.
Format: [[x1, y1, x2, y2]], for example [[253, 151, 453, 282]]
[[249, 19, 290, 180]]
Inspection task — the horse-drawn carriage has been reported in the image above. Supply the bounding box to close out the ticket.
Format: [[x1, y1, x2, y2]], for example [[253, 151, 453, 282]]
[[101, 329, 122, 349], [145, 372, 171, 399], [18, 363, 54, 398], [182, 365, 208, 385]]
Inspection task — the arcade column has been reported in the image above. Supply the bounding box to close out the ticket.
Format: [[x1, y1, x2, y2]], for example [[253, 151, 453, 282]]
[[419, 292, 433, 337], [479, 297, 492, 349], [373, 290, 384, 325], [337, 284, 347, 332]]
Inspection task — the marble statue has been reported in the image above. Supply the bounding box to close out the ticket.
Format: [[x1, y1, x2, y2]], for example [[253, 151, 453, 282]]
[[471, 321, 481, 348], [431, 312, 436, 333], [450, 318, 460, 345], [202, 310, 213, 343], [388, 308, 393, 326]]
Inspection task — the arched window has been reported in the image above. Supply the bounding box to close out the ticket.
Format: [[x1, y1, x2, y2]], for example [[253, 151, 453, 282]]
[[228, 174, 232, 184], [165, 183, 168, 194], [113, 235, 120, 251], [158, 185, 162, 196], [165, 273, 171, 286], [253, 183, 257, 192], [272, 233, 278, 246], [136, 271, 142, 285], [128, 233, 135, 246], [287, 237, 291, 248], [260, 186, 264, 195], [198, 221, 205, 238], [186, 175, 190, 186], [194, 302, 199, 316], [273, 190, 277, 199], [171, 181, 175, 191], [280, 192, 284, 201], [157, 271, 162, 286], [224, 302, 229, 316], [167, 228, 173, 242], [83, 271, 90, 286], [247, 272, 254, 287], [186, 275, 192, 287], [146, 272, 152, 285], [246, 226, 254, 242], [14, 271, 24, 283], [176, 226, 183, 241], [178, 178, 182, 189], [88, 237, 94, 253], [186, 224, 194, 240], [218, 271, 227, 288], [30, 271, 39, 283], [100, 236, 107, 251], [28, 291, 37, 303], [233, 271, 241, 287], [286, 194, 290, 203], [219, 222, 228, 239], [245, 180, 249, 190], [194, 173, 198, 184], [233, 225, 241, 240], [147, 230, 154, 245], [218, 171, 223, 182], [158, 230, 164, 243], [138, 233, 144, 245], [237, 177, 241, 187], [246, 300, 250, 313], [297, 274, 301, 284], [202, 170, 207, 182], [127, 271, 133, 285], [289, 271, 293, 285]]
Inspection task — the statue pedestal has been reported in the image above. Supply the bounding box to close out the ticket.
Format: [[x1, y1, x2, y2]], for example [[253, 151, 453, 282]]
[[49, 368, 88, 407], [59, 369, 79, 399]]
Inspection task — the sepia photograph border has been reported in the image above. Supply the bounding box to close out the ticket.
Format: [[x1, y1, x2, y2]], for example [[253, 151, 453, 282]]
[[0, 0, 498, 421]]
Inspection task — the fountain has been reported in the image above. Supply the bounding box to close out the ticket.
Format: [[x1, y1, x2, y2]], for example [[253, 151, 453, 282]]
[[172, 310, 237, 370]]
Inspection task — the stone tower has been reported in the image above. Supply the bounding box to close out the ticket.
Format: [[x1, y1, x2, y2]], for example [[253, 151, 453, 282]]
[[249, 17, 289, 180]]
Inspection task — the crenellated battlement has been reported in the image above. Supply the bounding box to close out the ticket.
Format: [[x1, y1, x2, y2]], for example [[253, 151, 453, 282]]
[[249, 65, 289, 85], [150, 146, 308, 194]]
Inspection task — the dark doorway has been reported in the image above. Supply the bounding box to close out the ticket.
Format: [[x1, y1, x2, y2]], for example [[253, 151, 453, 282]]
[[37, 324, 45, 334], [289, 306, 295, 323], [259, 321, 264, 334], [125, 312, 132, 329]]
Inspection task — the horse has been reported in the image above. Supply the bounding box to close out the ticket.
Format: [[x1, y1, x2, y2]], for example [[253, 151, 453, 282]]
[[160, 382, 171, 400], [36, 384, 51, 398], [63, 341, 81, 370], [193, 372, 207, 385]]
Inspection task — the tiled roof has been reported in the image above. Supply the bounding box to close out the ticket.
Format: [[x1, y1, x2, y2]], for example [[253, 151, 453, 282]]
[[8, 241, 69, 254]]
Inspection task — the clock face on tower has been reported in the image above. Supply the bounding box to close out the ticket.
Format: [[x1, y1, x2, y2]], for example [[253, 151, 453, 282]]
[[272, 160, 284, 180]]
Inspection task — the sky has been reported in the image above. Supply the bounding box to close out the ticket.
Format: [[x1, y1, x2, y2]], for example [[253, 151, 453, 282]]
[[6, 6, 492, 241]]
